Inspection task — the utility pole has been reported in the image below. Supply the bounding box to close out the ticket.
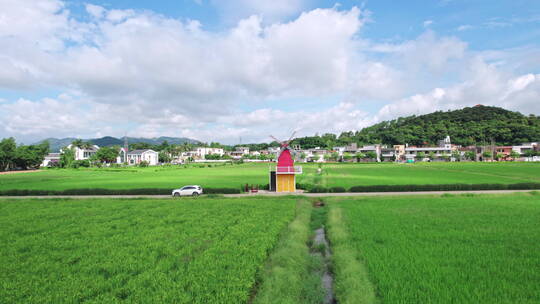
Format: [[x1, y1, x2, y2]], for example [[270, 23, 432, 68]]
[[124, 133, 128, 163]]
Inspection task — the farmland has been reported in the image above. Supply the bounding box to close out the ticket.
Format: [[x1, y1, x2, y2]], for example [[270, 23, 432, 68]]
[[1, 192, 540, 303], [326, 193, 540, 303], [0, 197, 296, 303], [1, 162, 539, 192]]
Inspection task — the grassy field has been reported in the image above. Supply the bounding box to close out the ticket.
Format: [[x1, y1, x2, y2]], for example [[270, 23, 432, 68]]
[[0, 197, 297, 303], [327, 193, 540, 303], [1, 193, 539, 303], [301, 162, 540, 188], [1, 162, 539, 192]]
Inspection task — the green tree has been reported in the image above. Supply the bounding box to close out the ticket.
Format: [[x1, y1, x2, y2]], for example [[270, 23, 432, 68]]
[[159, 151, 172, 163], [482, 151, 492, 160], [343, 153, 353, 162], [464, 151, 476, 160], [95, 147, 119, 163], [355, 152, 365, 162], [416, 152, 426, 161], [158, 140, 170, 152], [524, 150, 537, 158], [428, 152, 436, 160], [451, 151, 461, 161], [510, 150, 520, 160], [365, 151, 377, 160], [14, 142, 49, 169], [0, 137, 17, 171], [60, 146, 75, 168], [71, 139, 83, 148]]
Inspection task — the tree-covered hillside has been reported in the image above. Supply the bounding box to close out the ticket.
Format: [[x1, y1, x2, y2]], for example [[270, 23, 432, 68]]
[[291, 106, 540, 148]]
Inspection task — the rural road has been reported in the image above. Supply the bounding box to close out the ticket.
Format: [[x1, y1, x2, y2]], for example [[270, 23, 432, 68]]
[[0, 189, 537, 199]]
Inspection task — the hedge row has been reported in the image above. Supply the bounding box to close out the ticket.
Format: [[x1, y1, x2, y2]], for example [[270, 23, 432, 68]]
[[304, 183, 540, 193], [0, 187, 241, 196]]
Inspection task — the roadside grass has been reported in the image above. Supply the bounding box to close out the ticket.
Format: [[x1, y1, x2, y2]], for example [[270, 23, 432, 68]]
[[328, 193, 540, 303], [253, 199, 324, 304], [326, 204, 377, 304], [0, 197, 296, 303]]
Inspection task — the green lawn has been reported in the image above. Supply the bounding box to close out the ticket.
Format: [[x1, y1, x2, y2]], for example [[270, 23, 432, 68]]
[[0, 197, 296, 303], [327, 193, 540, 303], [1, 162, 539, 192]]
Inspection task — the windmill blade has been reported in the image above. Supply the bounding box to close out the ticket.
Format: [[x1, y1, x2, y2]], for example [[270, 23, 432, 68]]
[[286, 131, 297, 144], [269, 135, 281, 143]]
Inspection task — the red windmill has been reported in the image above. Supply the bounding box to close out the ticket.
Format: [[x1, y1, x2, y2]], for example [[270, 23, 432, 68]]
[[269, 132, 302, 192]]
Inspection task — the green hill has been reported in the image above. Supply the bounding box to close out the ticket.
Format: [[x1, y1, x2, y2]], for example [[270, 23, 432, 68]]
[[292, 106, 540, 148]]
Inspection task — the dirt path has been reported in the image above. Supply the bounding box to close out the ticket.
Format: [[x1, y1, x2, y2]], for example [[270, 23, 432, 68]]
[[0, 170, 40, 175], [0, 189, 536, 199]]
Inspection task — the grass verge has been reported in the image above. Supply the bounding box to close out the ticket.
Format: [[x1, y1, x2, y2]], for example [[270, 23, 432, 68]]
[[252, 199, 324, 304], [327, 205, 377, 304]]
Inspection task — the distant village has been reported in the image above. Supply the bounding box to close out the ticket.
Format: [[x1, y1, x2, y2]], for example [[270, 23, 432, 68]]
[[41, 136, 540, 167]]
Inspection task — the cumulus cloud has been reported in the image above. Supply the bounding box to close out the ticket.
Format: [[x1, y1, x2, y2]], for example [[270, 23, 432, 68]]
[[376, 59, 540, 120], [0, 0, 539, 144]]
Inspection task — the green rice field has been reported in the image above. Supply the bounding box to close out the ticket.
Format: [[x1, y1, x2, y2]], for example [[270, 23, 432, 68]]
[[327, 192, 540, 303], [1, 162, 539, 191], [0, 197, 296, 303], [1, 193, 539, 303]]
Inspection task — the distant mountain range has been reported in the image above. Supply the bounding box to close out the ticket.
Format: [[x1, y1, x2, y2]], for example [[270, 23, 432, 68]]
[[36, 136, 200, 152]]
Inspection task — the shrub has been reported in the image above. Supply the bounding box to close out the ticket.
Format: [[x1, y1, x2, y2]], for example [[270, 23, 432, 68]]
[[0, 187, 240, 196], [308, 186, 329, 193], [138, 161, 149, 168], [204, 188, 241, 194], [348, 183, 540, 193], [329, 186, 346, 193]]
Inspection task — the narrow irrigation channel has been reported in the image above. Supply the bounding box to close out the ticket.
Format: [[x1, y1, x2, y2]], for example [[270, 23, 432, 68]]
[[310, 199, 335, 304], [249, 199, 336, 304]]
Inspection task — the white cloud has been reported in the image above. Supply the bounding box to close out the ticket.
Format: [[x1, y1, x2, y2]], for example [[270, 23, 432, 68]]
[[85, 4, 105, 19], [0, 1, 539, 144], [376, 58, 540, 121], [457, 24, 473, 31], [423, 20, 433, 28]]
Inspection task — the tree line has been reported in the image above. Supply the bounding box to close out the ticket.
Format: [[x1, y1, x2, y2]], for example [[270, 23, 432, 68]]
[[0, 138, 49, 171], [290, 106, 540, 149]]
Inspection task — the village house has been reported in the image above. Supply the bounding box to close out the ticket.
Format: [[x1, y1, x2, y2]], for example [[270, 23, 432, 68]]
[[358, 145, 381, 162], [194, 147, 224, 159], [126, 149, 159, 165], [40, 153, 61, 167], [64, 144, 100, 160], [495, 146, 514, 160], [404, 136, 455, 161]]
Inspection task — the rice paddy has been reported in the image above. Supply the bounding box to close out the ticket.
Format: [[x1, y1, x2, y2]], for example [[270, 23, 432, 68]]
[[326, 192, 540, 303], [0, 161, 539, 192], [0, 197, 296, 303]]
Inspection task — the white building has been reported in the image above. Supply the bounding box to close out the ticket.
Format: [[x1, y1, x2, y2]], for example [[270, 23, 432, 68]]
[[404, 136, 455, 161], [126, 149, 159, 165], [512, 142, 538, 155], [63, 144, 100, 160], [40, 153, 61, 167], [359, 145, 381, 162], [194, 147, 224, 159], [236, 146, 250, 155]]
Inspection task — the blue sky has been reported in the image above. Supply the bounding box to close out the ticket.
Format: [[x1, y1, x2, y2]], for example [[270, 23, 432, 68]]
[[1, 0, 540, 143]]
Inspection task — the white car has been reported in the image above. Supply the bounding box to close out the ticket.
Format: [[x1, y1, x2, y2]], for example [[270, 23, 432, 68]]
[[172, 185, 203, 197]]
